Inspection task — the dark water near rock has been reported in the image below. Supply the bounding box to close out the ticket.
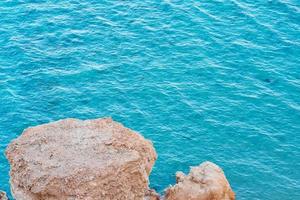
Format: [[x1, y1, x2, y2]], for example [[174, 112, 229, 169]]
[[1, 0, 300, 199]]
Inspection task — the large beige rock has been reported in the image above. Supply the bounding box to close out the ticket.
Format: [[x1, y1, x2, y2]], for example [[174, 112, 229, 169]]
[[6, 118, 157, 200], [0, 191, 8, 200], [164, 162, 235, 200]]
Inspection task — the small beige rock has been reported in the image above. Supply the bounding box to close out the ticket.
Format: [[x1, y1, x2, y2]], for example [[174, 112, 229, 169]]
[[164, 162, 235, 200], [0, 191, 8, 200], [6, 118, 157, 200]]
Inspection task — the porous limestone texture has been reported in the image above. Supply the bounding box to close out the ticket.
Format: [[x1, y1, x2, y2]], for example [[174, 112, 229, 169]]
[[164, 162, 235, 200], [0, 191, 8, 200], [6, 118, 157, 200], [144, 189, 160, 200]]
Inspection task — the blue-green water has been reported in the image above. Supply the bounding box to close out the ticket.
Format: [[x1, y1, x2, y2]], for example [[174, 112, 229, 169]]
[[1, 0, 300, 199]]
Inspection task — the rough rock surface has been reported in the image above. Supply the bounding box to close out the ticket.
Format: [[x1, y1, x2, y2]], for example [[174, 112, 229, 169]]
[[144, 189, 160, 200], [0, 191, 8, 200], [164, 162, 235, 200], [6, 118, 157, 200]]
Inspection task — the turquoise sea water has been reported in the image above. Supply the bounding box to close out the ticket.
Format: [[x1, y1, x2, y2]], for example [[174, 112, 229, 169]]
[[0, 0, 300, 199]]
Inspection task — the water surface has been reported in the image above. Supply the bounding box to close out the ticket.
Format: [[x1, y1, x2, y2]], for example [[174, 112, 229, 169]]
[[0, 0, 300, 199]]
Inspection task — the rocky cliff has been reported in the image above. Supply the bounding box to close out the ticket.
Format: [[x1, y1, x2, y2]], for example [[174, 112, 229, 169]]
[[6, 118, 235, 200]]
